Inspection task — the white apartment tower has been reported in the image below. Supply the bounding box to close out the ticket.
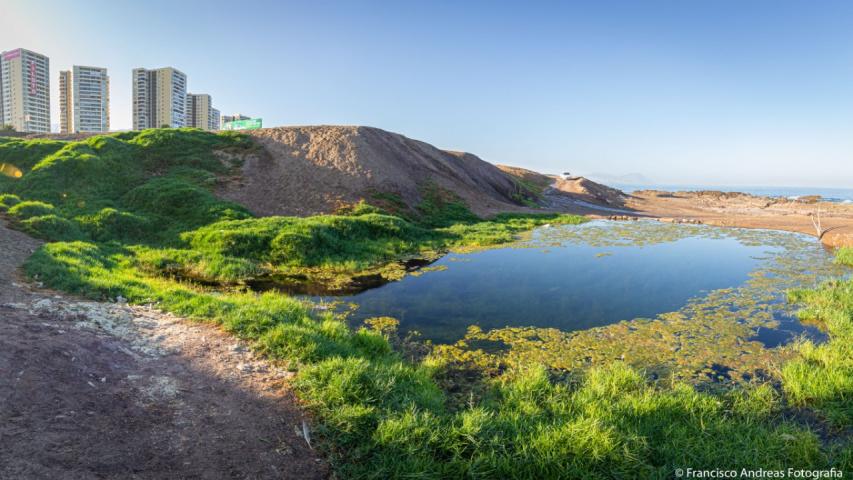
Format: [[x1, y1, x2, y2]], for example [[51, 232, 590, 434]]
[[59, 66, 110, 133], [0, 48, 51, 133], [185, 93, 220, 131], [132, 67, 187, 129]]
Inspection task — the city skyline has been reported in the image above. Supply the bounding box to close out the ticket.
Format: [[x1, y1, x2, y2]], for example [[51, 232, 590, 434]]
[[2, 46, 221, 134], [1, 0, 853, 187]]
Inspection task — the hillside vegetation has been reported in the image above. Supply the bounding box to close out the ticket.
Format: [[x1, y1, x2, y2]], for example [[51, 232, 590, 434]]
[[0, 129, 850, 478]]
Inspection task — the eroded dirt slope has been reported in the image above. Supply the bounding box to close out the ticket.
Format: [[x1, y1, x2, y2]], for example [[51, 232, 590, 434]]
[[218, 125, 532, 217]]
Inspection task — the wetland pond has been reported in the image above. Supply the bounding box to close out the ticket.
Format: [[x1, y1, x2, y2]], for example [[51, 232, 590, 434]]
[[308, 221, 850, 382]]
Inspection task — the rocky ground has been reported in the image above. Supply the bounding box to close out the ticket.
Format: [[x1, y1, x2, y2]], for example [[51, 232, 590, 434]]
[[625, 190, 853, 247], [0, 221, 328, 479]]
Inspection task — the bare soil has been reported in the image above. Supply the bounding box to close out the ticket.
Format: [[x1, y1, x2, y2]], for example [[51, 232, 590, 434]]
[[624, 190, 853, 247], [0, 221, 328, 480], [218, 125, 532, 217]]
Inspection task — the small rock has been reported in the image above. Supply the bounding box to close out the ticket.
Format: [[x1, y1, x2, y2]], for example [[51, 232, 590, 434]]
[[32, 298, 53, 313]]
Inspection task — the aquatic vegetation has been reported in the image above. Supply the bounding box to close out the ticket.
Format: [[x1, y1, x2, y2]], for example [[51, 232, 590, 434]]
[[428, 223, 848, 385]]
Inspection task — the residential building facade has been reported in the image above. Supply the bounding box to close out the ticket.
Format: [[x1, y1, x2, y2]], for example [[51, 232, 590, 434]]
[[185, 93, 220, 131], [211, 108, 220, 131], [0, 48, 51, 133], [132, 67, 187, 129], [59, 71, 72, 133], [59, 66, 110, 133], [0, 60, 4, 125]]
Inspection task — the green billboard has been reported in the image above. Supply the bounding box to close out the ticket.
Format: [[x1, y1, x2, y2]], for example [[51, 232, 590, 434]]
[[223, 118, 263, 130]]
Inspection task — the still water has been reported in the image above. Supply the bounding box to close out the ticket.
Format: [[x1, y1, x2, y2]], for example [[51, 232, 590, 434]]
[[313, 221, 844, 344]]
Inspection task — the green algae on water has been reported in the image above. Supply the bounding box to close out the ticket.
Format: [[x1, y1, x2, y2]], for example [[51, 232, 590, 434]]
[[426, 222, 849, 385]]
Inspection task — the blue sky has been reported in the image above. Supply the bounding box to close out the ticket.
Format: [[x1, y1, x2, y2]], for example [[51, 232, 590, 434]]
[[2, 0, 852, 187]]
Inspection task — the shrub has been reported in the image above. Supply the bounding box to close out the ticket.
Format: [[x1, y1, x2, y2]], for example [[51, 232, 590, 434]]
[[0, 138, 65, 172], [183, 217, 294, 260], [134, 247, 265, 283], [416, 185, 480, 227], [21, 215, 85, 241], [0, 193, 21, 211], [121, 176, 251, 242], [128, 128, 239, 172], [77, 208, 152, 243], [337, 200, 384, 216], [8, 200, 56, 219]]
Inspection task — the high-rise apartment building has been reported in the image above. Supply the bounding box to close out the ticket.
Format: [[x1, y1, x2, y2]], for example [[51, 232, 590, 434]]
[[132, 67, 187, 129], [59, 71, 72, 133], [210, 108, 220, 131], [0, 61, 4, 125], [185, 93, 220, 131], [59, 66, 110, 134], [0, 48, 51, 133]]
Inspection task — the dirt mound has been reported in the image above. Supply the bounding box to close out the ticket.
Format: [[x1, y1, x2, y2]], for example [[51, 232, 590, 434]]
[[495, 165, 554, 191], [550, 176, 628, 207], [496, 164, 627, 207], [218, 126, 531, 217]]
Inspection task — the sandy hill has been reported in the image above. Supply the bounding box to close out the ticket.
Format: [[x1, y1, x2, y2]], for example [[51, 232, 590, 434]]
[[218, 126, 535, 216]]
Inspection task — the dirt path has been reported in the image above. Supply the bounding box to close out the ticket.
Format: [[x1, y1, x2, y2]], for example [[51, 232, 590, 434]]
[[0, 221, 328, 479]]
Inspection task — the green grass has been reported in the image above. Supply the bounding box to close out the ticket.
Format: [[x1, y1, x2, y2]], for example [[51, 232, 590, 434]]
[[22, 238, 852, 477], [178, 211, 583, 280], [836, 247, 853, 267], [784, 274, 853, 428], [3, 129, 852, 477]]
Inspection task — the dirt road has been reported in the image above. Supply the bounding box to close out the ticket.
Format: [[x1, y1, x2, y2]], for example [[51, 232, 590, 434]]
[[0, 220, 328, 479]]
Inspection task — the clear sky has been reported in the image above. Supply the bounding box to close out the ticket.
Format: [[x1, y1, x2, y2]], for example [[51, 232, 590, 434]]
[[2, 0, 852, 187]]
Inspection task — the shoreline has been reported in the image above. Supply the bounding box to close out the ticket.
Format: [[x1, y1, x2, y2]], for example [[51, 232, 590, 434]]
[[547, 183, 853, 248]]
